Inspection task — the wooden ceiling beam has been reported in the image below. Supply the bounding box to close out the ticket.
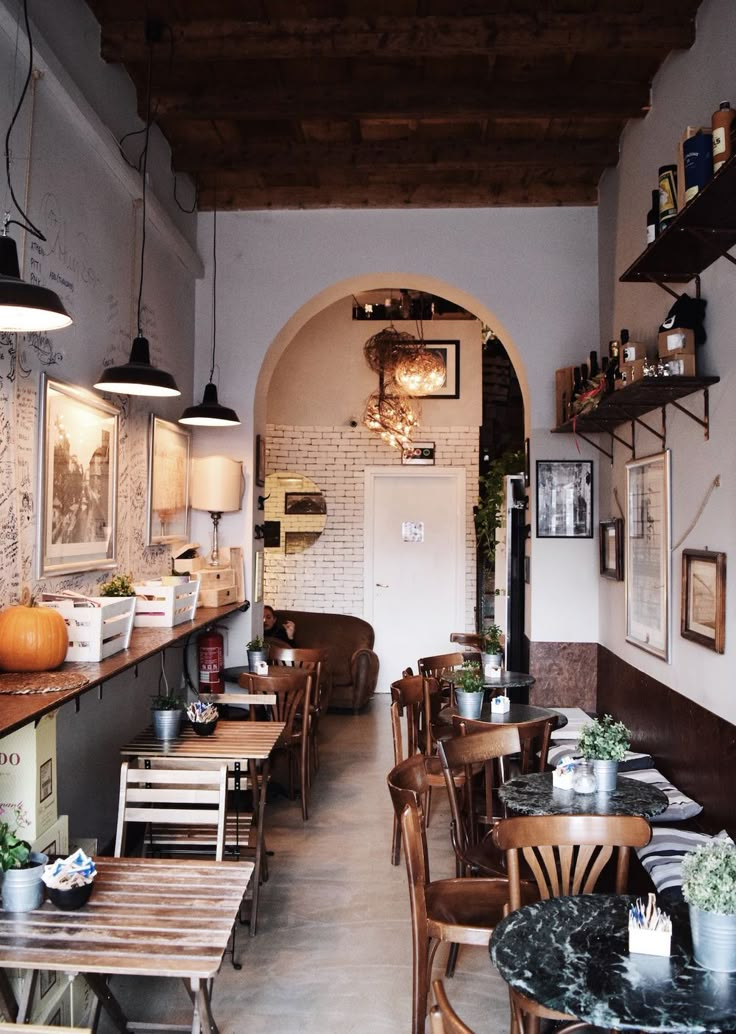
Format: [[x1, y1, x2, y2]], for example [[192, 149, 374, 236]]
[[197, 179, 600, 209], [172, 136, 619, 173], [153, 81, 649, 121], [100, 14, 694, 62]]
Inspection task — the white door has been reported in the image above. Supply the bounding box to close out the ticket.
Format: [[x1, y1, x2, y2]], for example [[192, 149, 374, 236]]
[[365, 468, 466, 692]]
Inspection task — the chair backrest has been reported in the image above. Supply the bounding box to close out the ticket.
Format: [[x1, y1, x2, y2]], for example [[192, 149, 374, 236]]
[[492, 813, 652, 910], [269, 644, 329, 711], [238, 669, 312, 737], [386, 754, 431, 880], [455, 714, 554, 773], [418, 652, 464, 677], [114, 761, 228, 859], [390, 674, 442, 764], [430, 980, 475, 1034], [439, 724, 521, 855]]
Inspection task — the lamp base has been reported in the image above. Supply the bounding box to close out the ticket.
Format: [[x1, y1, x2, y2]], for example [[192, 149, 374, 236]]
[[209, 511, 224, 566]]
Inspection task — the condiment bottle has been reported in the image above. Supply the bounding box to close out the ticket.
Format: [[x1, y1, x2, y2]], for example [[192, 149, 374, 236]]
[[712, 101, 735, 172]]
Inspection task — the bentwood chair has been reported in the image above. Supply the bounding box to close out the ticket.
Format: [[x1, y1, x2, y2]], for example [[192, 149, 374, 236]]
[[268, 644, 329, 777], [429, 980, 475, 1034], [239, 670, 313, 821], [455, 714, 555, 782], [387, 754, 514, 1034], [492, 814, 652, 1034]]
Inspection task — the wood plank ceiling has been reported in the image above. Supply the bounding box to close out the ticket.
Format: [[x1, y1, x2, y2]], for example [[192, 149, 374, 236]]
[[85, 0, 702, 210]]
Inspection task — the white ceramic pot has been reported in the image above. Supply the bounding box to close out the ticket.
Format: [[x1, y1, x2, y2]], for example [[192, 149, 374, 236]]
[[1, 851, 48, 912], [689, 905, 736, 972], [455, 689, 484, 719], [592, 758, 618, 792]]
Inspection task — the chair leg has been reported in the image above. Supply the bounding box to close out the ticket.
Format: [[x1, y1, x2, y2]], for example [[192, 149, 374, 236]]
[[425, 785, 433, 828], [412, 934, 432, 1034], [300, 736, 309, 822], [445, 942, 459, 978], [391, 812, 402, 866]]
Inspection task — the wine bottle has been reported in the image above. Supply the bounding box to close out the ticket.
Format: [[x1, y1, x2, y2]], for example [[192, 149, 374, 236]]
[[589, 350, 599, 378], [712, 101, 735, 173], [646, 189, 659, 244], [571, 366, 582, 405], [658, 165, 678, 229]]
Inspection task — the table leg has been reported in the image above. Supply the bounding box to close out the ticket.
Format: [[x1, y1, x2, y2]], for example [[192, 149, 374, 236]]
[[0, 968, 17, 1021], [83, 973, 129, 1034], [15, 970, 36, 1023], [191, 977, 220, 1034]]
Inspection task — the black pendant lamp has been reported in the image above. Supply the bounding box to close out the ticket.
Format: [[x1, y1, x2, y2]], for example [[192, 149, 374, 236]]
[[0, 0, 72, 334], [179, 205, 240, 426], [95, 41, 179, 398]]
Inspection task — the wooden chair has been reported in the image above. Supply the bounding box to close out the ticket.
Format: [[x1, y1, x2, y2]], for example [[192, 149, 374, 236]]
[[390, 674, 462, 864], [429, 980, 475, 1034], [268, 644, 328, 777], [492, 813, 652, 1034], [456, 714, 555, 781], [387, 754, 513, 1034], [239, 670, 313, 821], [418, 652, 465, 680]]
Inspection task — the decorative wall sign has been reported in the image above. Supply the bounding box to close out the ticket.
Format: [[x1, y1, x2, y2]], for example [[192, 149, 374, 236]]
[[146, 416, 191, 545], [626, 451, 671, 661], [37, 374, 119, 577], [599, 518, 624, 580], [413, 340, 460, 398], [536, 460, 593, 538], [402, 441, 435, 465], [681, 549, 726, 653], [401, 521, 424, 543]]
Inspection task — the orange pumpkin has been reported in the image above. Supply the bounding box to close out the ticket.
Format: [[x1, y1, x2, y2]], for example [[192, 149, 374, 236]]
[[0, 595, 69, 672]]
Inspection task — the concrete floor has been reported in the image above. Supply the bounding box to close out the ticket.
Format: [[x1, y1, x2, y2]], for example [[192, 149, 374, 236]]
[[101, 696, 510, 1033]]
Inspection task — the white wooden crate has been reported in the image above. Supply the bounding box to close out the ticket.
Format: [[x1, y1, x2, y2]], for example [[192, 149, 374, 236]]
[[133, 580, 200, 627], [39, 595, 136, 662]]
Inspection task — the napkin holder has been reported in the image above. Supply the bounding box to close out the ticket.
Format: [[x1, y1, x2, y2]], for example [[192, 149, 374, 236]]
[[490, 694, 511, 714], [628, 925, 672, 957]]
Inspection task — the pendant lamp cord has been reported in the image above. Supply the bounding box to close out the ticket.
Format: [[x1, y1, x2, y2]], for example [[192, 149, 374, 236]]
[[3, 0, 45, 241], [209, 202, 217, 382], [136, 43, 154, 337]]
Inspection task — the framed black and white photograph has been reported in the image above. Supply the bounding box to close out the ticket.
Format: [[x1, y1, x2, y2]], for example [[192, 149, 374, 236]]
[[536, 460, 593, 538], [284, 491, 327, 515], [413, 340, 460, 399], [146, 416, 191, 545], [402, 441, 435, 465], [626, 451, 671, 661], [681, 549, 726, 653], [37, 374, 119, 577], [599, 518, 624, 580]]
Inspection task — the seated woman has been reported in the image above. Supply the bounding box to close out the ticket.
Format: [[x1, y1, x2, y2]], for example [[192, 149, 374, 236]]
[[263, 605, 296, 645]]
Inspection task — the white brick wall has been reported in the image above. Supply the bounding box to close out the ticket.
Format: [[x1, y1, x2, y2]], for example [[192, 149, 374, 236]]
[[264, 425, 478, 626]]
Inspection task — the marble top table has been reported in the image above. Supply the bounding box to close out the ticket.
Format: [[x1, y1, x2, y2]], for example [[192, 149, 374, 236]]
[[439, 701, 567, 729], [490, 894, 736, 1032], [440, 669, 536, 693], [499, 771, 669, 819]]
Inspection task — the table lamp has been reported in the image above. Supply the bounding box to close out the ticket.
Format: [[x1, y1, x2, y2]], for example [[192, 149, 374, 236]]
[[190, 455, 244, 567]]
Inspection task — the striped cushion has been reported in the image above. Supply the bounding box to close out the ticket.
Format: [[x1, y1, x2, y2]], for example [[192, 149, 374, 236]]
[[624, 768, 703, 823], [546, 743, 654, 772], [636, 827, 734, 899]]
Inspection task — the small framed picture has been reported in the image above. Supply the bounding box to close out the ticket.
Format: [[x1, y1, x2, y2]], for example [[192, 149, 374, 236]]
[[599, 518, 624, 581], [284, 492, 326, 515], [402, 441, 435, 465], [536, 460, 593, 538], [256, 434, 266, 487], [681, 549, 726, 653]]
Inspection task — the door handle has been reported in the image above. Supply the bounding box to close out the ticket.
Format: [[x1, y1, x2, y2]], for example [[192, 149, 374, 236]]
[[376, 582, 389, 588]]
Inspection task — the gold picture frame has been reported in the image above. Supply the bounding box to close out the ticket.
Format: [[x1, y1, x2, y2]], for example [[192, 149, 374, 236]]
[[681, 549, 726, 653]]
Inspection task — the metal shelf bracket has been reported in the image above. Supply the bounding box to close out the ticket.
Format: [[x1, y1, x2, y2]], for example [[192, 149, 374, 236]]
[[670, 387, 711, 439]]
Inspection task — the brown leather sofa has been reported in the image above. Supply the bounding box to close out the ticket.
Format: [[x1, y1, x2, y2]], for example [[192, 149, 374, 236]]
[[267, 609, 379, 712]]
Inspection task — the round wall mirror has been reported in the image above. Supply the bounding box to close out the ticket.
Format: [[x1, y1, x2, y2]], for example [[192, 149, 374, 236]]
[[263, 471, 327, 554]]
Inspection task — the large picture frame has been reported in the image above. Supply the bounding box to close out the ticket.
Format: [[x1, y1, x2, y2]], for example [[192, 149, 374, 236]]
[[599, 518, 624, 580], [37, 373, 119, 577], [413, 340, 460, 399], [626, 450, 671, 661], [146, 416, 191, 545], [681, 549, 726, 653], [536, 460, 593, 538]]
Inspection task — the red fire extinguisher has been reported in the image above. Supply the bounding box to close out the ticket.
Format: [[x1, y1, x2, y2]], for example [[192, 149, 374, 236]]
[[198, 627, 224, 693]]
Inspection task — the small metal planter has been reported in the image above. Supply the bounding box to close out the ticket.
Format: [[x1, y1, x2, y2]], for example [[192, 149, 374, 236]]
[[1, 851, 48, 912], [152, 708, 184, 741], [592, 759, 619, 793], [689, 905, 736, 972], [247, 648, 269, 673], [455, 689, 484, 720]]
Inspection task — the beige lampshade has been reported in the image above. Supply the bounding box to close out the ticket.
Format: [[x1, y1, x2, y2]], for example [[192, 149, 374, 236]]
[[190, 455, 244, 512]]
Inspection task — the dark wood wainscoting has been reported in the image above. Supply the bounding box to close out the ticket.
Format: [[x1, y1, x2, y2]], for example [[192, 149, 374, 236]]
[[598, 646, 736, 834]]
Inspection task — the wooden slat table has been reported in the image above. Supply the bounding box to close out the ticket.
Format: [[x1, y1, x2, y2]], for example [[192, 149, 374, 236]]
[[0, 856, 253, 1033]]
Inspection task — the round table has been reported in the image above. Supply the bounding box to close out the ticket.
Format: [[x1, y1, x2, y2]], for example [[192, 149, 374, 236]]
[[439, 701, 567, 730], [499, 771, 668, 819], [491, 895, 736, 1032]]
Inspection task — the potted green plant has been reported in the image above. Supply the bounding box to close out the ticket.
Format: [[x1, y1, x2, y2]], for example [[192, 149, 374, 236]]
[[0, 814, 48, 912], [682, 841, 736, 972], [246, 635, 269, 673], [577, 714, 630, 792], [150, 694, 185, 741], [454, 661, 485, 720], [99, 573, 136, 596], [481, 623, 504, 672]]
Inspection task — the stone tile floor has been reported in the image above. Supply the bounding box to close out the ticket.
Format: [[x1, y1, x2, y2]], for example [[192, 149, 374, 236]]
[[100, 696, 510, 1033]]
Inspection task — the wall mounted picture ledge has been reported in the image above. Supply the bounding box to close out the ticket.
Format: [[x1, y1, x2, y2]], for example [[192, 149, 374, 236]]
[[600, 518, 624, 580], [681, 548, 726, 653], [536, 460, 593, 538], [626, 450, 671, 662], [37, 374, 119, 577]]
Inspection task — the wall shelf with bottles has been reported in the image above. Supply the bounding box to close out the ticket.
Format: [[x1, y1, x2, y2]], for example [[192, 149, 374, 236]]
[[352, 289, 475, 321], [552, 376, 719, 461], [619, 150, 736, 296]]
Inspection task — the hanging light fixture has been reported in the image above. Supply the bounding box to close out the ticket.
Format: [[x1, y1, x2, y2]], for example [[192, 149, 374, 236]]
[[363, 388, 420, 450], [179, 204, 240, 426], [95, 34, 179, 398], [0, 0, 72, 333], [394, 341, 446, 395]]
